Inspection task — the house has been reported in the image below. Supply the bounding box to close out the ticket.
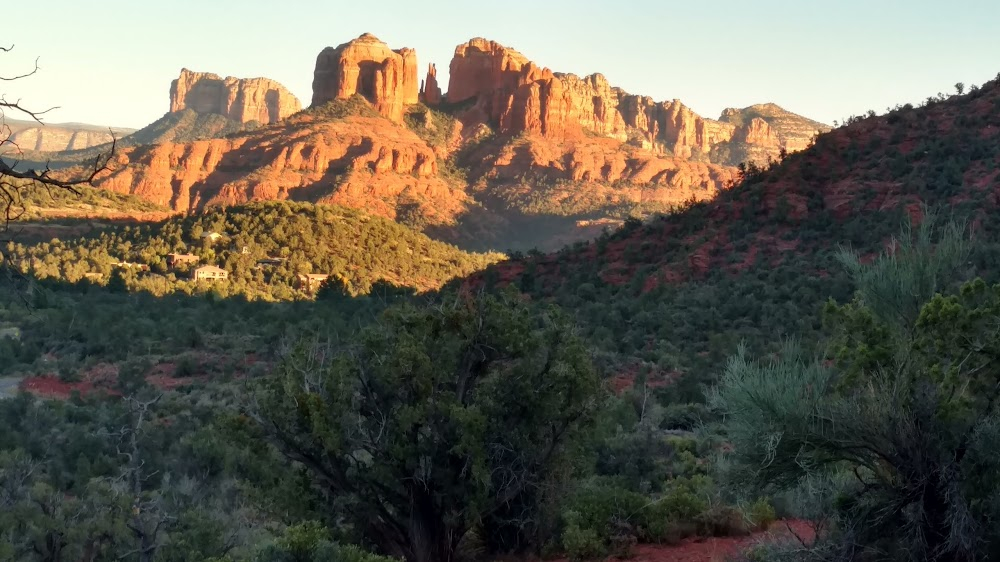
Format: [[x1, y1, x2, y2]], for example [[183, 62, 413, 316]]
[[192, 265, 228, 281], [201, 232, 223, 243], [112, 261, 149, 272], [297, 273, 330, 294], [167, 253, 200, 268]]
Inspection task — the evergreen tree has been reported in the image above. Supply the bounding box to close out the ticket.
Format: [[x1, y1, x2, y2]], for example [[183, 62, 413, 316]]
[[711, 214, 1000, 561]]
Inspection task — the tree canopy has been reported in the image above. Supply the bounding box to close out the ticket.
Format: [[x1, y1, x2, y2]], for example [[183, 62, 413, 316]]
[[248, 289, 604, 562]]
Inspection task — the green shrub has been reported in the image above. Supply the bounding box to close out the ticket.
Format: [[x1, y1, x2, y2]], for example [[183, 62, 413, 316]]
[[562, 520, 605, 562], [250, 521, 398, 562], [560, 481, 648, 558], [664, 435, 698, 454], [174, 355, 198, 378], [661, 402, 712, 430], [696, 504, 750, 537], [746, 497, 776, 531], [643, 475, 713, 542], [57, 358, 81, 382]]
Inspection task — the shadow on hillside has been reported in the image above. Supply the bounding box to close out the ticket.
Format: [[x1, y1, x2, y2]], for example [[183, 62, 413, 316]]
[[426, 204, 609, 254], [3, 217, 169, 246], [0, 272, 417, 381]]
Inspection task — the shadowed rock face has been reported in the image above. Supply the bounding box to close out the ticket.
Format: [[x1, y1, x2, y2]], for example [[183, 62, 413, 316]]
[[311, 33, 419, 123], [169, 69, 301, 124]]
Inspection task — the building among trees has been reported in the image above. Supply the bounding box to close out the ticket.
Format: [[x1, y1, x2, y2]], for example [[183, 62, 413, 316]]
[[192, 265, 228, 281]]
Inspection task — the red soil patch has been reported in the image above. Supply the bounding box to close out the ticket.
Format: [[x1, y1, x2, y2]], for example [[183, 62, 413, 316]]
[[608, 370, 676, 395], [730, 245, 759, 273], [547, 520, 815, 562], [21, 362, 122, 399], [688, 245, 712, 277], [21, 376, 99, 399], [641, 275, 660, 294], [600, 267, 633, 286], [18, 356, 227, 399]]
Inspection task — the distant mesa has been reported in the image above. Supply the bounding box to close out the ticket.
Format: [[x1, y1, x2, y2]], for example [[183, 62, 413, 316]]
[[169, 69, 302, 124], [2, 119, 135, 152], [311, 33, 419, 122]]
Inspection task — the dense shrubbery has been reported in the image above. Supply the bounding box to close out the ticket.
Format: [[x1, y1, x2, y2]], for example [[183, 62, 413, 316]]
[[713, 217, 1000, 560], [295, 95, 382, 122], [9, 177, 168, 218], [1, 77, 997, 562], [5, 201, 503, 300], [403, 103, 458, 151]]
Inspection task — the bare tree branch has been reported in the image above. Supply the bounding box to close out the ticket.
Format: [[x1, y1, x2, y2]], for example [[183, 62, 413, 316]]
[[0, 42, 119, 286], [0, 56, 40, 82], [0, 95, 57, 121]]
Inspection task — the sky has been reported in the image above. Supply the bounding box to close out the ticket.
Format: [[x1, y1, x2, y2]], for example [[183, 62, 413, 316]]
[[3, 0, 999, 130]]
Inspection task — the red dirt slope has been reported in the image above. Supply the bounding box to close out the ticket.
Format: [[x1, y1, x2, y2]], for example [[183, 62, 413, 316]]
[[549, 520, 815, 562]]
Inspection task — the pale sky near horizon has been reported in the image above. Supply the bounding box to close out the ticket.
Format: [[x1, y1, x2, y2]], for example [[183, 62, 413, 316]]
[[2, 0, 998, 130]]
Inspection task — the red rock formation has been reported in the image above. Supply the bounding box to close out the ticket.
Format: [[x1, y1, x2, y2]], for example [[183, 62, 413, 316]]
[[737, 117, 777, 145], [421, 64, 442, 106], [311, 33, 419, 122], [446, 37, 827, 165], [656, 100, 736, 158], [718, 104, 830, 163], [92, 112, 468, 225], [169, 69, 301, 124], [447, 38, 532, 117]]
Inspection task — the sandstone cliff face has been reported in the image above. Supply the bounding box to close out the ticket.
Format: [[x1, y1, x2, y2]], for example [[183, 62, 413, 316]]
[[445, 38, 827, 166], [447, 38, 530, 110], [169, 69, 302, 124], [93, 113, 468, 226], [719, 103, 830, 157], [312, 33, 419, 122]]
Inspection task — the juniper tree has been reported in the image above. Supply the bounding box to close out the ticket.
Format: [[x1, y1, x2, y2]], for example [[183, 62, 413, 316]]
[[248, 289, 603, 562]]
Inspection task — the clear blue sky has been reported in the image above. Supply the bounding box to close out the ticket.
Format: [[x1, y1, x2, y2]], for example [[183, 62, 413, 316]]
[[4, 0, 999, 129]]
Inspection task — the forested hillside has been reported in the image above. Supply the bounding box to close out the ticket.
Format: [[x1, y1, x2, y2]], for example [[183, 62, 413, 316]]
[[466, 74, 1000, 391], [5, 200, 504, 299]]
